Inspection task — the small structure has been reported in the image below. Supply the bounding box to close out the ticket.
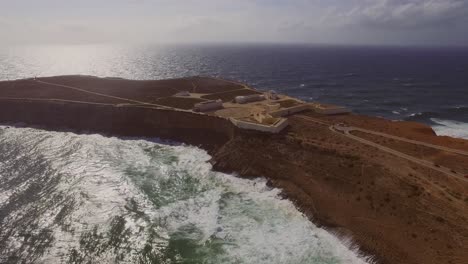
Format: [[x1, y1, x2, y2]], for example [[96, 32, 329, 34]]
[[193, 99, 223, 112], [266, 90, 279, 100], [175, 91, 190, 97], [253, 112, 272, 123], [269, 103, 310, 117], [234, 94, 266, 104], [265, 103, 281, 112], [314, 104, 351, 115], [230, 117, 288, 134]]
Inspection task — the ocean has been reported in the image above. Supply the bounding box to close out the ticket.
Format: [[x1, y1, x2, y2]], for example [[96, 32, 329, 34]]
[[0, 44, 467, 263], [0, 126, 370, 264], [1, 44, 467, 138]]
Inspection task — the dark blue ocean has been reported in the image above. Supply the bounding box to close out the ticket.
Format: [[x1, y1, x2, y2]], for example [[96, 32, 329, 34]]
[[1, 44, 467, 138]]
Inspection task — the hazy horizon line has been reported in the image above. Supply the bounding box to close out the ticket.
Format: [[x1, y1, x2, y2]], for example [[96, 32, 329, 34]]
[[2, 41, 468, 49]]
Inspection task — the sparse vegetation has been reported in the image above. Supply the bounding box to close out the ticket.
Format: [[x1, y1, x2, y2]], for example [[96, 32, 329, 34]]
[[201, 89, 260, 102]]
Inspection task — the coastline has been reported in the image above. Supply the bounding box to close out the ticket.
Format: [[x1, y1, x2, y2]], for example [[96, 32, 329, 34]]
[[1, 76, 467, 264]]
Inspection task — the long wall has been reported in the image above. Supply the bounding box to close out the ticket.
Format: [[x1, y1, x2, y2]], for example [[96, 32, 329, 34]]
[[269, 104, 310, 117], [230, 118, 288, 133], [0, 100, 236, 149]]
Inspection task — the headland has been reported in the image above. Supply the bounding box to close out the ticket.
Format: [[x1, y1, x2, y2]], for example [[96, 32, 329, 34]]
[[1, 75, 467, 264]]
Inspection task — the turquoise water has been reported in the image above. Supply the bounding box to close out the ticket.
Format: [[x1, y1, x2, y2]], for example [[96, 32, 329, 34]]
[[0, 126, 372, 263]]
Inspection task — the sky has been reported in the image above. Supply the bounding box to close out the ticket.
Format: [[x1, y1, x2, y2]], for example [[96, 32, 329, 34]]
[[1, 0, 467, 46]]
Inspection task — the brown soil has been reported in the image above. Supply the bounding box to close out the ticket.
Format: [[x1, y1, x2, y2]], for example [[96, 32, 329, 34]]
[[0, 76, 244, 104], [319, 113, 468, 152], [278, 99, 301, 108], [212, 113, 468, 264], [155, 97, 206, 110], [201, 88, 261, 102], [351, 130, 468, 175]]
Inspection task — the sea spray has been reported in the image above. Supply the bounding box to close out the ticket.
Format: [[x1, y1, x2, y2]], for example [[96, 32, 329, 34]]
[[430, 118, 468, 139], [0, 126, 372, 264]]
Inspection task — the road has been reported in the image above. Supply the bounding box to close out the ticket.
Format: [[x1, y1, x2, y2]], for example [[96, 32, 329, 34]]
[[0, 96, 116, 106], [349, 126, 468, 157], [332, 124, 468, 183], [35, 79, 176, 110], [296, 115, 467, 182], [295, 115, 331, 126]]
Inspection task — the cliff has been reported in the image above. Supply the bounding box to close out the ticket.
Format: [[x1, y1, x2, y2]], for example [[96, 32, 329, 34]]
[[0, 100, 234, 149], [1, 76, 467, 264], [212, 114, 468, 264]]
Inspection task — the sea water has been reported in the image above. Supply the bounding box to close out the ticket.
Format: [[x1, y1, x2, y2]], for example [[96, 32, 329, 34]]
[[1, 44, 467, 263], [0, 126, 372, 263], [1, 44, 467, 137]]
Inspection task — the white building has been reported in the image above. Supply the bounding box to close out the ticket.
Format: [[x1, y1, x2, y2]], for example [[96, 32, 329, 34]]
[[234, 94, 266, 104], [175, 91, 190, 97], [193, 100, 223, 112]]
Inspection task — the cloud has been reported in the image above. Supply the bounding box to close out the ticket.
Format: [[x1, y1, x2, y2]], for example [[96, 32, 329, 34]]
[[340, 0, 468, 30], [1, 0, 467, 46]]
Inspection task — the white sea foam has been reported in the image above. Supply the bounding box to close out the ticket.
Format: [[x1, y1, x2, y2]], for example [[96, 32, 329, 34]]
[[431, 118, 468, 139], [0, 126, 373, 264]]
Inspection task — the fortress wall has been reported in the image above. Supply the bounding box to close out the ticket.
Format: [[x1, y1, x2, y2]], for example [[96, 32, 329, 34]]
[[314, 107, 351, 115], [269, 104, 310, 117], [230, 118, 289, 133], [0, 100, 236, 148]]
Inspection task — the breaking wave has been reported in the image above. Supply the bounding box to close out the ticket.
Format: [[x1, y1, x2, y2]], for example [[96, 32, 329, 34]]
[[0, 126, 372, 264], [405, 106, 468, 123], [430, 118, 468, 139]]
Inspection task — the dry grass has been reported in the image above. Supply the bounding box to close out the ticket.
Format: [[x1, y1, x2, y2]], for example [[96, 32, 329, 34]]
[[278, 99, 301, 108], [201, 89, 261, 102], [154, 97, 207, 110]]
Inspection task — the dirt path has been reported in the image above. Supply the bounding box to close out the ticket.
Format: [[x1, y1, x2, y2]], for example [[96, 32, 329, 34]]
[[296, 115, 331, 126], [351, 127, 468, 156], [296, 114, 467, 182], [35, 79, 175, 110], [0, 97, 116, 106], [333, 124, 468, 183]]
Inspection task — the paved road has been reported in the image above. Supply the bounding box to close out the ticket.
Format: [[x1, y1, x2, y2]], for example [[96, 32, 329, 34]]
[[333, 124, 468, 183]]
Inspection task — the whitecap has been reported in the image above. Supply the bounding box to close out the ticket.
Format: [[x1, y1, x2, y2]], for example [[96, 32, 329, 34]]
[[431, 118, 468, 139], [409, 112, 421, 117], [0, 126, 373, 264]]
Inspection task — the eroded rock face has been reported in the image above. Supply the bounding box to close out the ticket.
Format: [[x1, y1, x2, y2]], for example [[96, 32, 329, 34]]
[[210, 115, 468, 264]]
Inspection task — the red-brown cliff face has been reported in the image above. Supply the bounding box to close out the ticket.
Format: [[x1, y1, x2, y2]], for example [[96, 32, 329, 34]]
[[0, 100, 235, 150], [211, 114, 468, 264]]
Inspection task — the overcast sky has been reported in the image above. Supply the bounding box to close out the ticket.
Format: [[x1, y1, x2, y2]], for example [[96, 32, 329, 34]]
[[1, 0, 467, 46]]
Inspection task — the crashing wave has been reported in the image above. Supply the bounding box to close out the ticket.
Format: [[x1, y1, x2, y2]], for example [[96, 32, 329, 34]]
[[430, 119, 468, 139], [0, 126, 373, 264]]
